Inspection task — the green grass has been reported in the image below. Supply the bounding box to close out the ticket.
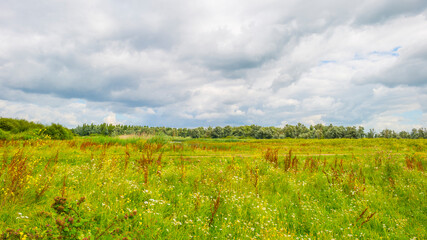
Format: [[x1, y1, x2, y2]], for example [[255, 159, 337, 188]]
[[0, 138, 426, 239]]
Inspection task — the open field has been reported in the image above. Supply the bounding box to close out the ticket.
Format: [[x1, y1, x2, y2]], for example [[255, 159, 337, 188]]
[[0, 137, 426, 239]]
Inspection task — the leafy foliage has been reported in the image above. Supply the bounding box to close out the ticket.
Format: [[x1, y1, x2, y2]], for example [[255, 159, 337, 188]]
[[0, 118, 44, 134], [43, 124, 73, 140], [0, 118, 73, 140], [0, 129, 10, 140], [72, 122, 427, 139]]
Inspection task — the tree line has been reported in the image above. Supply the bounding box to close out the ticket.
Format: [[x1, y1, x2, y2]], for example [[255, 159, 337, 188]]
[[1, 117, 425, 140], [71, 123, 427, 139]]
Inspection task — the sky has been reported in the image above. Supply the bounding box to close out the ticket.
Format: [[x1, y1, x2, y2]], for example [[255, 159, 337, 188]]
[[0, 0, 427, 131]]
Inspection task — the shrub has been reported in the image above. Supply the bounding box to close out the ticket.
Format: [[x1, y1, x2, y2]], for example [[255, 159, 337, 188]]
[[0, 118, 17, 132], [44, 124, 73, 140], [0, 117, 44, 133], [0, 129, 10, 140]]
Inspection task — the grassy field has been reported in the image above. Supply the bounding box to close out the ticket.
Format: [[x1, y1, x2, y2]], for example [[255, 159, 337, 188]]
[[0, 137, 426, 239]]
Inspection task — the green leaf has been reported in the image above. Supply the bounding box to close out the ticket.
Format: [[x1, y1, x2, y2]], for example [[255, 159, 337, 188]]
[[103, 235, 114, 240]]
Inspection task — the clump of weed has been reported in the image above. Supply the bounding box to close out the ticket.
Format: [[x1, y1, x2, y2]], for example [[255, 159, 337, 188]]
[[135, 143, 164, 185], [264, 148, 278, 167], [209, 190, 221, 226], [51, 196, 89, 239], [2, 149, 31, 203], [250, 166, 260, 195], [405, 154, 424, 171], [35, 151, 58, 200], [284, 149, 298, 171], [355, 207, 376, 228]]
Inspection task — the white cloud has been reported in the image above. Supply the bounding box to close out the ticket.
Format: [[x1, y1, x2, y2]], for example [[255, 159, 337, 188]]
[[0, 99, 81, 126], [104, 113, 119, 125], [301, 114, 323, 126], [247, 108, 264, 116], [363, 113, 423, 132]]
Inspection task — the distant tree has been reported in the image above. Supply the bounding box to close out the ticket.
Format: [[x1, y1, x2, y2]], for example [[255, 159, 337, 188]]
[[178, 128, 188, 137], [398, 131, 410, 139], [190, 128, 201, 138], [283, 125, 297, 138], [249, 125, 261, 138], [418, 128, 426, 139], [233, 126, 245, 137], [205, 127, 213, 138], [296, 123, 309, 138], [315, 129, 323, 139], [410, 128, 419, 139], [378, 129, 397, 138], [366, 129, 375, 138], [255, 127, 274, 139], [345, 126, 357, 138], [69, 121, 423, 140], [196, 127, 206, 137], [299, 132, 311, 139], [357, 126, 365, 138], [313, 124, 324, 137], [223, 126, 233, 137], [325, 126, 337, 139], [211, 126, 224, 138]]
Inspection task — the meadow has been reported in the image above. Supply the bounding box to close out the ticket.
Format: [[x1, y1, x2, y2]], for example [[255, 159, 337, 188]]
[[0, 137, 426, 239]]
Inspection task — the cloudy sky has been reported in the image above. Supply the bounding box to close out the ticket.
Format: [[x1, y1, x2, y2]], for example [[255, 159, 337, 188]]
[[1, 0, 427, 130]]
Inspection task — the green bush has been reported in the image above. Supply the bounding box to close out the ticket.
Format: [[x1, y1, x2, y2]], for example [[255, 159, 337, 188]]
[[0, 118, 74, 140], [0, 117, 44, 134], [0, 129, 10, 140], [0, 118, 16, 132], [43, 124, 73, 140], [13, 130, 38, 140]]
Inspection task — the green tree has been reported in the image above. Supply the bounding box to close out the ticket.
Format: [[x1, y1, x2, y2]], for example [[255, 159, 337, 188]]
[[211, 126, 224, 138], [223, 126, 233, 137], [190, 128, 201, 138], [255, 127, 274, 139]]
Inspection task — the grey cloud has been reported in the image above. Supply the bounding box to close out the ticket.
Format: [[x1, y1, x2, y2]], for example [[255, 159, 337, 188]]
[[177, 25, 290, 78], [354, 46, 427, 87], [0, 36, 197, 107], [354, 0, 427, 25], [1, 0, 426, 129], [381, 59, 427, 87], [2, 55, 138, 101]]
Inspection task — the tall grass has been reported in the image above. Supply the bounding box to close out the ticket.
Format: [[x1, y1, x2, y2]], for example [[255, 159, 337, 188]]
[[0, 138, 426, 239]]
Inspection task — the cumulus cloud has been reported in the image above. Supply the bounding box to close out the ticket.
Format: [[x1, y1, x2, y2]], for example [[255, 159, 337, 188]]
[[104, 113, 120, 125], [0, 0, 426, 130]]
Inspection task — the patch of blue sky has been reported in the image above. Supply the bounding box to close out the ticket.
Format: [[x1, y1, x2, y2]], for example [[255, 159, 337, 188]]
[[370, 46, 401, 57], [352, 46, 401, 60], [73, 98, 86, 104], [352, 53, 364, 60], [319, 60, 337, 65]]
